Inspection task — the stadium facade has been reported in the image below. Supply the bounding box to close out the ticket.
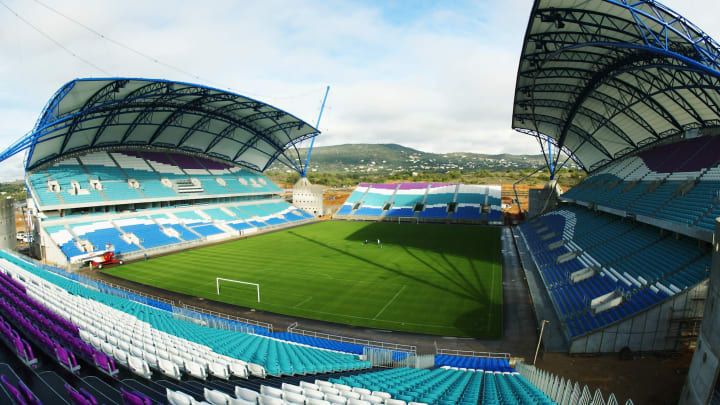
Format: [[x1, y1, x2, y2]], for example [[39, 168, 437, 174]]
[[510, 0, 720, 402], [0, 78, 321, 267], [1, 0, 720, 403]]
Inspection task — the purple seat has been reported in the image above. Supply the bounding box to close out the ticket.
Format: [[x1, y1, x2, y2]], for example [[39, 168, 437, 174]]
[[13, 336, 37, 367], [17, 379, 42, 405], [65, 384, 93, 405], [1, 375, 26, 405], [121, 388, 152, 405], [55, 342, 80, 374], [93, 351, 118, 377], [79, 388, 98, 405], [77, 341, 94, 360]]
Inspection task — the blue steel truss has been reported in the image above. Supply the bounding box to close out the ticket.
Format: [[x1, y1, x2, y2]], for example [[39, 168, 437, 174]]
[[512, 0, 720, 174], [0, 78, 320, 174]]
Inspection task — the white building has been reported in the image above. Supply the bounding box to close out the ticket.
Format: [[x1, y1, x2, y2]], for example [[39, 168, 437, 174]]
[[292, 177, 324, 216]]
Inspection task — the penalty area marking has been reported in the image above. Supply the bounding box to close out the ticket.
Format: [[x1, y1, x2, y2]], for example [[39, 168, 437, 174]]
[[373, 284, 407, 320]]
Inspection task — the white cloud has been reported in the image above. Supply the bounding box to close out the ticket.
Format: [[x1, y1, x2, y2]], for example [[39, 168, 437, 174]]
[[0, 0, 718, 180]]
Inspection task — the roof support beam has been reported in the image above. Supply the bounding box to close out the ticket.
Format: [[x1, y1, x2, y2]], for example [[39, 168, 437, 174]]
[[524, 98, 636, 148], [515, 112, 614, 161], [554, 52, 660, 162]]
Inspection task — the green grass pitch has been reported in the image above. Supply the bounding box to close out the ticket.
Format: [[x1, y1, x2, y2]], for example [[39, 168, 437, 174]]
[[103, 221, 503, 337]]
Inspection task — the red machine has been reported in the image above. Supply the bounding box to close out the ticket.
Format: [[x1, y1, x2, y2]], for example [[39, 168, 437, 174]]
[[84, 251, 123, 270]]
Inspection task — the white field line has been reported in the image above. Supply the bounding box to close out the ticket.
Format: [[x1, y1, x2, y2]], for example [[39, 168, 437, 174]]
[[294, 296, 313, 308], [487, 262, 496, 329], [373, 284, 407, 320]]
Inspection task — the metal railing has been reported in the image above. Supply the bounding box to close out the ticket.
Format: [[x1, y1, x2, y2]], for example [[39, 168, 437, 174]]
[[179, 303, 273, 333], [98, 280, 175, 306], [363, 347, 434, 369], [3, 249, 174, 310], [435, 347, 511, 360], [2, 249, 279, 336], [287, 323, 416, 354], [516, 362, 633, 405]]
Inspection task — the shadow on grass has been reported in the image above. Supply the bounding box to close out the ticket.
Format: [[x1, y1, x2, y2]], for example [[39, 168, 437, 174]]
[[288, 230, 502, 337], [344, 222, 499, 258]]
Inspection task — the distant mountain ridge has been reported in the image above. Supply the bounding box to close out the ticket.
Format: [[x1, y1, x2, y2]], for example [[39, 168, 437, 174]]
[[268, 143, 549, 173]]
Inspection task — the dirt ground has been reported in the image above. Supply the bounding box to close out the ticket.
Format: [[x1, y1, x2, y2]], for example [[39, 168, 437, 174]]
[[501, 184, 573, 214], [502, 184, 540, 214], [535, 351, 692, 405]]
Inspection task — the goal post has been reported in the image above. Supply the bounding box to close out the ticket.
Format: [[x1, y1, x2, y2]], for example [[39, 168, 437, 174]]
[[216, 278, 260, 302]]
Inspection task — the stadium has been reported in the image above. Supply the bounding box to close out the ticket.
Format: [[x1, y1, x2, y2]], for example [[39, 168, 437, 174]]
[[0, 0, 718, 404]]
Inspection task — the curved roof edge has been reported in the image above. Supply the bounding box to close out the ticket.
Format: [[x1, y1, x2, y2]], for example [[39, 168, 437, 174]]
[[0, 77, 320, 173], [512, 0, 720, 173]]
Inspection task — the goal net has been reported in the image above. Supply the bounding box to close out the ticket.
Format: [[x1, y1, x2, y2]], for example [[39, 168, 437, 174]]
[[216, 278, 260, 302]]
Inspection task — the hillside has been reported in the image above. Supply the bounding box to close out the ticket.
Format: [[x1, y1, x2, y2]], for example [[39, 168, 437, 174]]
[[267, 143, 555, 174]]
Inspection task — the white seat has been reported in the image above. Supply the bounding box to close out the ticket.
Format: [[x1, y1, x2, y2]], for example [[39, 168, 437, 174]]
[[307, 400, 330, 405], [282, 384, 303, 394], [209, 362, 230, 380], [158, 358, 182, 380], [229, 362, 249, 378], [385, 400, 406, 405], [185, 360, 207, 380], [230, 397, 256, 405], [283, 391, 305, 405], [118, 340, 131, 352], [341, 392, 360, 400], [351, 389, 371, 396], [112, 347, 129, 367], [167, 388, 193, 405], [320, 387, 339, 396], [334, 384, 351, 392], [101, 342, 114, 356], [360, 395, 382, 405], [128, 355, 152, 379], [143, 352, 159, 369], [408, 402, 428, 405], [261, 386, 283, 399], [304, 390, 325, 400], [235, 387, 259, 403], [300, 382, 320, 391], [347, 400, 370, 405], [106, 335, 118, 346], [315, 381, 333, 388], [204, 388, 232, 405], [258, 395, 284, 405], [78, 329, 91, 341], [325, 394, 346, 405], [371, 393, 390, 400], [248, 363, 267, 378], [129, 346, 144, 358], [172, 354, 187, 370], [90, 336, 103, 350]]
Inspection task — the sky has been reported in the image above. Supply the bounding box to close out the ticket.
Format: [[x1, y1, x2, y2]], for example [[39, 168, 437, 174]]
[[0, 0, 719, 180]]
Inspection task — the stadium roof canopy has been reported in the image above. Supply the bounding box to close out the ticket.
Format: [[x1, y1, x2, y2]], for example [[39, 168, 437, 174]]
[[512, 0, 720, 173], [0, 78, 319, 172]]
